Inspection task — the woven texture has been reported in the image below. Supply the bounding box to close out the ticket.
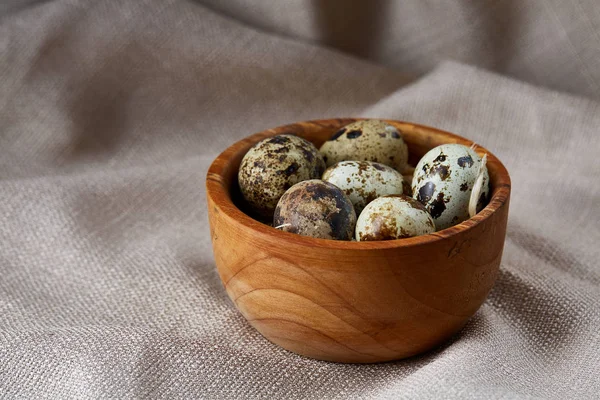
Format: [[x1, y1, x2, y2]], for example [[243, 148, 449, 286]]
[[0, 0, 599, 398]]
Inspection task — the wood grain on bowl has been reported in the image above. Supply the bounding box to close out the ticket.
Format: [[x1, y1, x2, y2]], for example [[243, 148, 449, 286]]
[[206, 119, 511, 363]]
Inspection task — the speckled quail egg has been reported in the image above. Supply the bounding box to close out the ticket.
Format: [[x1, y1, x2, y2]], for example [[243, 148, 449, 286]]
[[238, 135, 326, 217], [355, 195, 435, 241], [319, 120, 409, 171], [273, 180, 356, 240], [322, 161, 405, 215], [412, 144, 490, 230]]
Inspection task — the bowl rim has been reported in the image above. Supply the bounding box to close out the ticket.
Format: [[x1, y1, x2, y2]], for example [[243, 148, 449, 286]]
[[206, 118, 511, 250]]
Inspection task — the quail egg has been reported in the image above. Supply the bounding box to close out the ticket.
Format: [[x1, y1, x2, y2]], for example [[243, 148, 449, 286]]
[[319, 120, 409, 171], [273, 180, 356, 240], [238, 134, 326, 217], [322, 161, 405, 215], [355, 195, 435, 241], [412, 144, 490, 230]]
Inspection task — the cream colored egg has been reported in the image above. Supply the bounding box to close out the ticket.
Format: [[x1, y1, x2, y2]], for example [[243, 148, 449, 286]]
[[355, 195, 435, 241], [322, 161, 404, 215], [319, 120, 409, 171], [412, 144, 490, 230]]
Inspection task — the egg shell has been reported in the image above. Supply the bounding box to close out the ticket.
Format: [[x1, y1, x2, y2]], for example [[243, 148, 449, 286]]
[[238, 134, 325, 217], [355, 195, 435, 241], [322, 161, 405, 215], [412, 144, 490, 230], [319, 120, 409, 171], [273, 180, 356, 240]]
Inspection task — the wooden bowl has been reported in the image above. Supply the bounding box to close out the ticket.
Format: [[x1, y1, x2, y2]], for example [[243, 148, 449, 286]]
[[206, 118, 511, 363]]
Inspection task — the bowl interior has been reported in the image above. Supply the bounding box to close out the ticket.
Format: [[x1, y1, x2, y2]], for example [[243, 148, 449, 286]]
[[207, 118, 510, 248]]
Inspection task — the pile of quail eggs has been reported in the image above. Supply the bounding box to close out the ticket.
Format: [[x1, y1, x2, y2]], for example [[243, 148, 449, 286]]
[[238, 120, 489, 241]]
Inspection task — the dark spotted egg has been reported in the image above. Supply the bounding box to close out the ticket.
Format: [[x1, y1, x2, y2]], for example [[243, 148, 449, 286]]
[[412, 144, 490, 230], [273, 180, 356, 240], [355, 195, 435, 241], [319, 120, 409, 172], [322, 161, 405, 215], [238, 135, 325, 217]]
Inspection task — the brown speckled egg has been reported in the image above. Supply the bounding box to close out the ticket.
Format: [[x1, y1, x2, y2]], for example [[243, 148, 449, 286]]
[[238, 135, 326, 217], [319, 120, 409, 171], [322, 161, 405, 215], [273, 180, 356, 240], [355, 195, 435, 241], [412, 144, 490, 230]]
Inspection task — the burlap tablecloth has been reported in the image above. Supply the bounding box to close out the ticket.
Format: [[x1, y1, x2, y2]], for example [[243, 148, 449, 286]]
[[1, 1, 599, 398]]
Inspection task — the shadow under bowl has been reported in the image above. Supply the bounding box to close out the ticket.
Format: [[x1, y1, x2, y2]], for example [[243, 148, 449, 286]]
[[206, 118, 511, 363]]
